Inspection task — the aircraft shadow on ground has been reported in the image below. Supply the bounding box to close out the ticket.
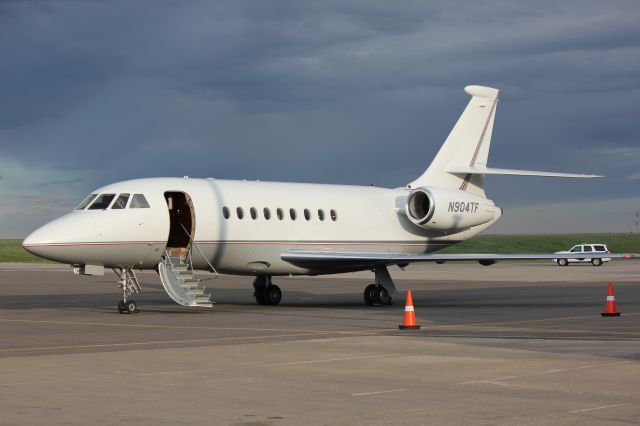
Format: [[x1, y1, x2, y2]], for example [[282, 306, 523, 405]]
[[0, 285, 620, 312]]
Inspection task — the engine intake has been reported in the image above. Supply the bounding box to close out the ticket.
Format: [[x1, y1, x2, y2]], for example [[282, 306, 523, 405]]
[[405, 187, 499, 231], [406, 188, 435, 225]]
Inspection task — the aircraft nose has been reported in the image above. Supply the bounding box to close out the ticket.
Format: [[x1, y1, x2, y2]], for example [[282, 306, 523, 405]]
[[22, 213, 96, 263], [22, 221, 62, 259]]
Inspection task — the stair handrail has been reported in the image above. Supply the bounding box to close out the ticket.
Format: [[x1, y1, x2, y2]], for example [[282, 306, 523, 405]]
[[163, 249, 182, 283], [160, 249, 192, 305], [179, 223, 219, 278], [164, 249, 175, 268], [162, 249, 179, 284]]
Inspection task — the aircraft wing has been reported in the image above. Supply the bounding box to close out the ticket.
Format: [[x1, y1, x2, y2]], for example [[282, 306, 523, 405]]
[[281, 251, 636, 270]]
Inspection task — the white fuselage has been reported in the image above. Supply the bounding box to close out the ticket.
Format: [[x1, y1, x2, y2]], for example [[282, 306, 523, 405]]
[[22, 177, 501, 275]]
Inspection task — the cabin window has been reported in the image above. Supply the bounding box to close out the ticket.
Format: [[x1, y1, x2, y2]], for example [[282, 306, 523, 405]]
[[330, 209, 338, 221], [304, 209, 311, 221], [289, 208, 297, 220], [76, 194, 98, 210], [130, 194, 150, 208], [277, 208, 284, 220], [250, 207, 257, 220], [318, 209, 325, 221], [263, 208, 271, 220], [222, 206, 230, 219], [236, 207, 244, 219], [111, 194, 130, 209], [88, 194, 116, 210]]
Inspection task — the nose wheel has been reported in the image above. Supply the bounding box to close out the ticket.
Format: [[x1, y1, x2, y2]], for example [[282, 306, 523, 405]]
[[114, 267, 142, 314], [117, 299, 138, 314]]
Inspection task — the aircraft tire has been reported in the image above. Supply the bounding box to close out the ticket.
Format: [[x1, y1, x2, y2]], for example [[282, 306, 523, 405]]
[[117, 300, 127, 314], [364, 284, 376, 306], [255, 290, 268, 305], [374, 287, 392, 306], [264, 285, 282, 305], [126, 300, 138, 313]]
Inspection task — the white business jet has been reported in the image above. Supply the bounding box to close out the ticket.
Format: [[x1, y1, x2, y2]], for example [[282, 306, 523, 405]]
[[22, 85, 623, 314]]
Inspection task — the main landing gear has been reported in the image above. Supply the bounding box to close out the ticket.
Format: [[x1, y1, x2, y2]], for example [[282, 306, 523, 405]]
[[364, 284, 392, 306], [114, 267, 142, 314], [363, 265, 397, 306], [253, 275, 282, 305]]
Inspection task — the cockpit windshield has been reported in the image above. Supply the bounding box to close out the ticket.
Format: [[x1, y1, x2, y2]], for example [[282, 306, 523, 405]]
[[111, 193, 130, 209], [76, 194, 98, 210], [77, 192, 149, 210], [88, 194, 116, 210], [130, 194, 150, 208]]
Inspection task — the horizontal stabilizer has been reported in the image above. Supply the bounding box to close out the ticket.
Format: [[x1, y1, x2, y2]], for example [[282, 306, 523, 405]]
[[445, 164, 602, 178]]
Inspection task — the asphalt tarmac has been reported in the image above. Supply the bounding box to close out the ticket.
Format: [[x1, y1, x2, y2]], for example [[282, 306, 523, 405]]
[[0, 261, 639, 425]]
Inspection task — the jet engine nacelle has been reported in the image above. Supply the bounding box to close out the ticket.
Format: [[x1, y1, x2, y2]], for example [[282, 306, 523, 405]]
[[405, 187, 498, 231]]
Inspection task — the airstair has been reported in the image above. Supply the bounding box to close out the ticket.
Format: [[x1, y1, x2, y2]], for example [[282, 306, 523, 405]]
[[158, 253, 214, 307], [157, 225, 217, 307]]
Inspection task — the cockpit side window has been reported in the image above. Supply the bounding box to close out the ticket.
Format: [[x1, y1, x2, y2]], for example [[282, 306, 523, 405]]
[[88, 194, 116, 210], [130, 194, 150, 208], [112, 193, 130, 209], [76, 194, 98, 210]]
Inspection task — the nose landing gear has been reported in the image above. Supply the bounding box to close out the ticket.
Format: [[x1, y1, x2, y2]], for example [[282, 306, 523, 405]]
[[114, 268, 142, 314], [117, 299, 138, 314]]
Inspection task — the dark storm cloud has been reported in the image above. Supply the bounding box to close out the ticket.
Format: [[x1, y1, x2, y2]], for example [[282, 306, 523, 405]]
[[0, 0, 639, 236]]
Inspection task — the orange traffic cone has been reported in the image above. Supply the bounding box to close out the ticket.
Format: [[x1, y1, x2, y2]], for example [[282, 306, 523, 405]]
[[601, 282, 621, 317], [399, 290, 421, 330]]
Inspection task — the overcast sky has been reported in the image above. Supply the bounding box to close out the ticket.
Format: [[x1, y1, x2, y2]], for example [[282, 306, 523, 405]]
[[1, 0, 639, 238]]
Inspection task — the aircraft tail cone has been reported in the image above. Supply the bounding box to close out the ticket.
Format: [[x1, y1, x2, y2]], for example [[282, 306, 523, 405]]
[[601, 282, 621, 317], [399, 290, 421, 330]]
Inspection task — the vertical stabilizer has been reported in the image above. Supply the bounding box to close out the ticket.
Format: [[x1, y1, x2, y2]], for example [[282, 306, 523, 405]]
[[408, 85, 499, 196]]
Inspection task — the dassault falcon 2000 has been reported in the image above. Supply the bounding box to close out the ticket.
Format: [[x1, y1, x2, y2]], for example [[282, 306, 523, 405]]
[[22, 85, 629, 314]]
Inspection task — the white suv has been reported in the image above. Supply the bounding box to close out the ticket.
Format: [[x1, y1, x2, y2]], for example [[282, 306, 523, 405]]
[[553, 244, 611, 266]]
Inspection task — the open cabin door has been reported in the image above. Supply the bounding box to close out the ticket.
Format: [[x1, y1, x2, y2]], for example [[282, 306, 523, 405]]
[[164, 191, 196, 258]]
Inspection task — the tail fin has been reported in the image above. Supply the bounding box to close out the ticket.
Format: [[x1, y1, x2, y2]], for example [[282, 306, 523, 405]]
[[408, 85, 601, 194], [408, 85, 499, 196]]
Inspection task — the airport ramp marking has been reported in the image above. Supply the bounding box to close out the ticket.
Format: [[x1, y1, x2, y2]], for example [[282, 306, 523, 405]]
[[3, 318, 639, 345], [352, 389, 408, 397], [568, 403, 626, 414], [257, 354, 404, 368], [0, 318, 383, 335], [131, 354, 410, 378], [431, 312, 640, 329], [430, 324, 640, 337], [0, 331, 385, 354], [460, 360, 631, 385]]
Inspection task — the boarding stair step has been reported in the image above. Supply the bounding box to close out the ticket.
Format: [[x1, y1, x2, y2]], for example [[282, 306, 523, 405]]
[[181, 282, 203, 290], [158, 250, 214, 308]]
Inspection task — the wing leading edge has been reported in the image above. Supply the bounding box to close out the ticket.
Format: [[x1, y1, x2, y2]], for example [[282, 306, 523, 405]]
[[281, 250, 637, 270]]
